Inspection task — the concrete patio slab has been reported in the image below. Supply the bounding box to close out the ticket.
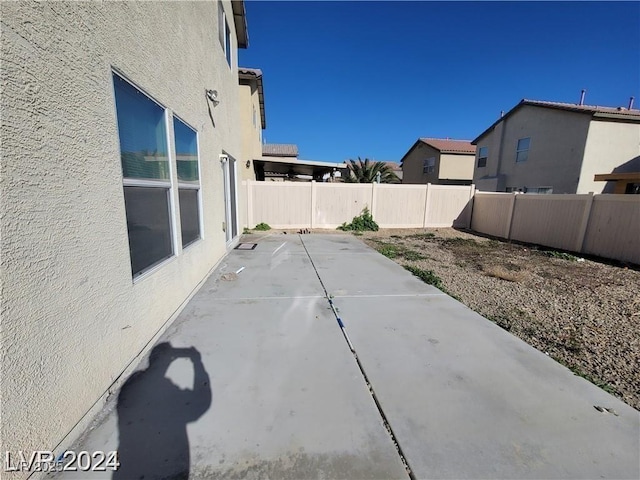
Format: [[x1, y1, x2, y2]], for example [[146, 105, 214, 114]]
[[52, 233, 639, 480], [304, 236, 640, 480], [52, 236, 408, 480], [300, 236, 442, 297]]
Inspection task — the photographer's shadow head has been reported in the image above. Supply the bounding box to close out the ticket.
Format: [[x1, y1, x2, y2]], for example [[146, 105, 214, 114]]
[[113, 342, 211, 480]]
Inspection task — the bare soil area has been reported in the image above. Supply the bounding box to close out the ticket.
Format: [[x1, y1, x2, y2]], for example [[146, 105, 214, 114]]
[[351, 228, 640, 410]]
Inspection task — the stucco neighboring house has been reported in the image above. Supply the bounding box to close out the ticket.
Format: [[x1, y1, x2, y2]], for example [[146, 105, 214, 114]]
[[238, 67, 266, 182], [401, 138, 476, 185], [472, 98, 640, 193], [2, 1, 249, 473]]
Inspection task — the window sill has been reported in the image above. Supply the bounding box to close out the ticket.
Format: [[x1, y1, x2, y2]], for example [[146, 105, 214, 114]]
[[182, 236, 203, 252], [132, 254, 177, 285]]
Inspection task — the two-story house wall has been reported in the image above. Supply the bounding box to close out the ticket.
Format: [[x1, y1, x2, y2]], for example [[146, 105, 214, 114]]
[[401, 138, 476, 185], [472, 99, 640, 193], [2, 1, 249, 472]]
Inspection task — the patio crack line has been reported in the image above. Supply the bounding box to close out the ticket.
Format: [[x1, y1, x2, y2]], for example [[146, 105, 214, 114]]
[[299, 236, 416, 480]]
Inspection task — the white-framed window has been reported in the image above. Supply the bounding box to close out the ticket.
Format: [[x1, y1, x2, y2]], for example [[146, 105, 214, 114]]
[[423, 157, 435, 174], [173, 116, 202, 248], [113, 73, 175, 278], [477, 146, 488, 168], [516, 137, 530, 163], [219, 3, 232, 67]]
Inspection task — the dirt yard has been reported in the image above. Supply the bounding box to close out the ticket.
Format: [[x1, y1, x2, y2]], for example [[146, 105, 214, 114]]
[[341, 228, 640, 411]]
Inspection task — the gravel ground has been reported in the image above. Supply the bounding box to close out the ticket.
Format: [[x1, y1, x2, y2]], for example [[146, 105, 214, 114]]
[[351, 228, 640, 411]]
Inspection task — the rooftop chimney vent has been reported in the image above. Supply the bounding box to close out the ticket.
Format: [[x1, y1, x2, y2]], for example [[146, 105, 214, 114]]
[[579, 89, 586, 106]]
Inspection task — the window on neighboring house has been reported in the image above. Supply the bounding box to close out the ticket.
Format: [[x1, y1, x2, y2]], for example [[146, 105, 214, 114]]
[[477, 146, 488, 168], [423, 157, 435, 174], [252, 105, 256, 128], [219, 3, 232, 67], [113, 73, 174, 278], [625, 182, 640, 194], [527, 187, 553, 194], [516, 137, 530, 162], [174, 116, 201, 248]]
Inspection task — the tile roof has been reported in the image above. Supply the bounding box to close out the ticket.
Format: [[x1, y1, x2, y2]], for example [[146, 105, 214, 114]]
[[239, 67, 266, 129], [385, 161, 403, 171], [472, 99, 640, 144], [239, 67, 262, 77], [262, 144, 298, 157], [419, 138, 476, 154]]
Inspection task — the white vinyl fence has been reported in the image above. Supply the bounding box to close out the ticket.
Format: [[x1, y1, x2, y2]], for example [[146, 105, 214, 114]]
[[244, 181, 475, 230], [471, 192, 640, 264]]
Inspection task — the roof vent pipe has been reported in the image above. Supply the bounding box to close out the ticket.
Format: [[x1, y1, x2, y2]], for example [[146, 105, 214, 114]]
[[629, 96, 635, 110], [579, 89, 586, 106]]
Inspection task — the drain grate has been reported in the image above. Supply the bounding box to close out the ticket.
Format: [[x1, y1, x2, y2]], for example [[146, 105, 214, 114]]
[[235, 243, 258, 250]]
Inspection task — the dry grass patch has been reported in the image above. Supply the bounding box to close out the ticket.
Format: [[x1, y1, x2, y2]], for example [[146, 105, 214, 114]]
[[483, 265, 525, 282]]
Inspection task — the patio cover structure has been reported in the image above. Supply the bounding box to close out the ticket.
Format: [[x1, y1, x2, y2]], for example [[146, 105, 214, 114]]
[[253, 157, 347, 181]]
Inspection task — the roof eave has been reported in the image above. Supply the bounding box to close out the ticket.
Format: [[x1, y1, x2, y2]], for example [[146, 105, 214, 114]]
[[592, 112, 640, 123], [231, 1, 249, 49]]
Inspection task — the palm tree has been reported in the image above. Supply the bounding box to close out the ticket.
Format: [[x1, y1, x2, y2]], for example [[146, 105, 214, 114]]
[[343, 157, 400, 183]]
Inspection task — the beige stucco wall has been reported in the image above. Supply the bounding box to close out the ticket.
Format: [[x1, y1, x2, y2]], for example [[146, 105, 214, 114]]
[[238, 79, 261, 227], [474, 106, 592, 193], [578, 120, 640, 194], [438, 153, 475, 183], [238, 81, 262, 179], [401, 143, 441, 184], [1, 2, 242, 474]]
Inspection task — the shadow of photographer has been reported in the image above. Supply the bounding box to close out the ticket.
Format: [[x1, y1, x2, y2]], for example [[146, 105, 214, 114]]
[[113, 342, 211, 480]]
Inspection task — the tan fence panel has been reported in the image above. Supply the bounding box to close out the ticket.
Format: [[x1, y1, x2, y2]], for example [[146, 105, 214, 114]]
[[315, 183, 372, 228], [425, 185, 474, 227], [251, 182, 312, 229], [582, 195, 640, 264], [470, 193, 513, 237], [374, 184, 427, 228], [509, 195, 589, 251]]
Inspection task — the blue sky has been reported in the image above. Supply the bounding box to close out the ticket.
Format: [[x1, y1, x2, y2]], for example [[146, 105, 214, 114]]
[[239, 1, 640, 163]]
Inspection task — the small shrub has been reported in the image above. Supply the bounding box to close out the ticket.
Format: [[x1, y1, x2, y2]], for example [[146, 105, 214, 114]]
[[337, 207, 379, 232], [404, 265, 444, 290], [402, 250, 426, 261], [544, 250, 577, 261], [375, 242, 425, 261], [378, 244, 400, 259], [243, 227, 251, 234], [254, 222, 271, 231]]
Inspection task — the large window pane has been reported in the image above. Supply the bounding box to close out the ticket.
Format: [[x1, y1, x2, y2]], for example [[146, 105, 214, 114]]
[[113, 75, 169, 180], [179, 189, 200, 247], [123, 187, 173, 276], [174, 118, 199, 183]]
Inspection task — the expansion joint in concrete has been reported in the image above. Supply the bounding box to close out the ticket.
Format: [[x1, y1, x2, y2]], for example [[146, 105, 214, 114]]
[[299, 236, 417, 480]]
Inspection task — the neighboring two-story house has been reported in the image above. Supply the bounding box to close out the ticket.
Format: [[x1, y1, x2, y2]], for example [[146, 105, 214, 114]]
[[2, 1, 251, 471], [238, 67, 266, 182], [472, 99, 640, 193], [400, 138, 476, 185]]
